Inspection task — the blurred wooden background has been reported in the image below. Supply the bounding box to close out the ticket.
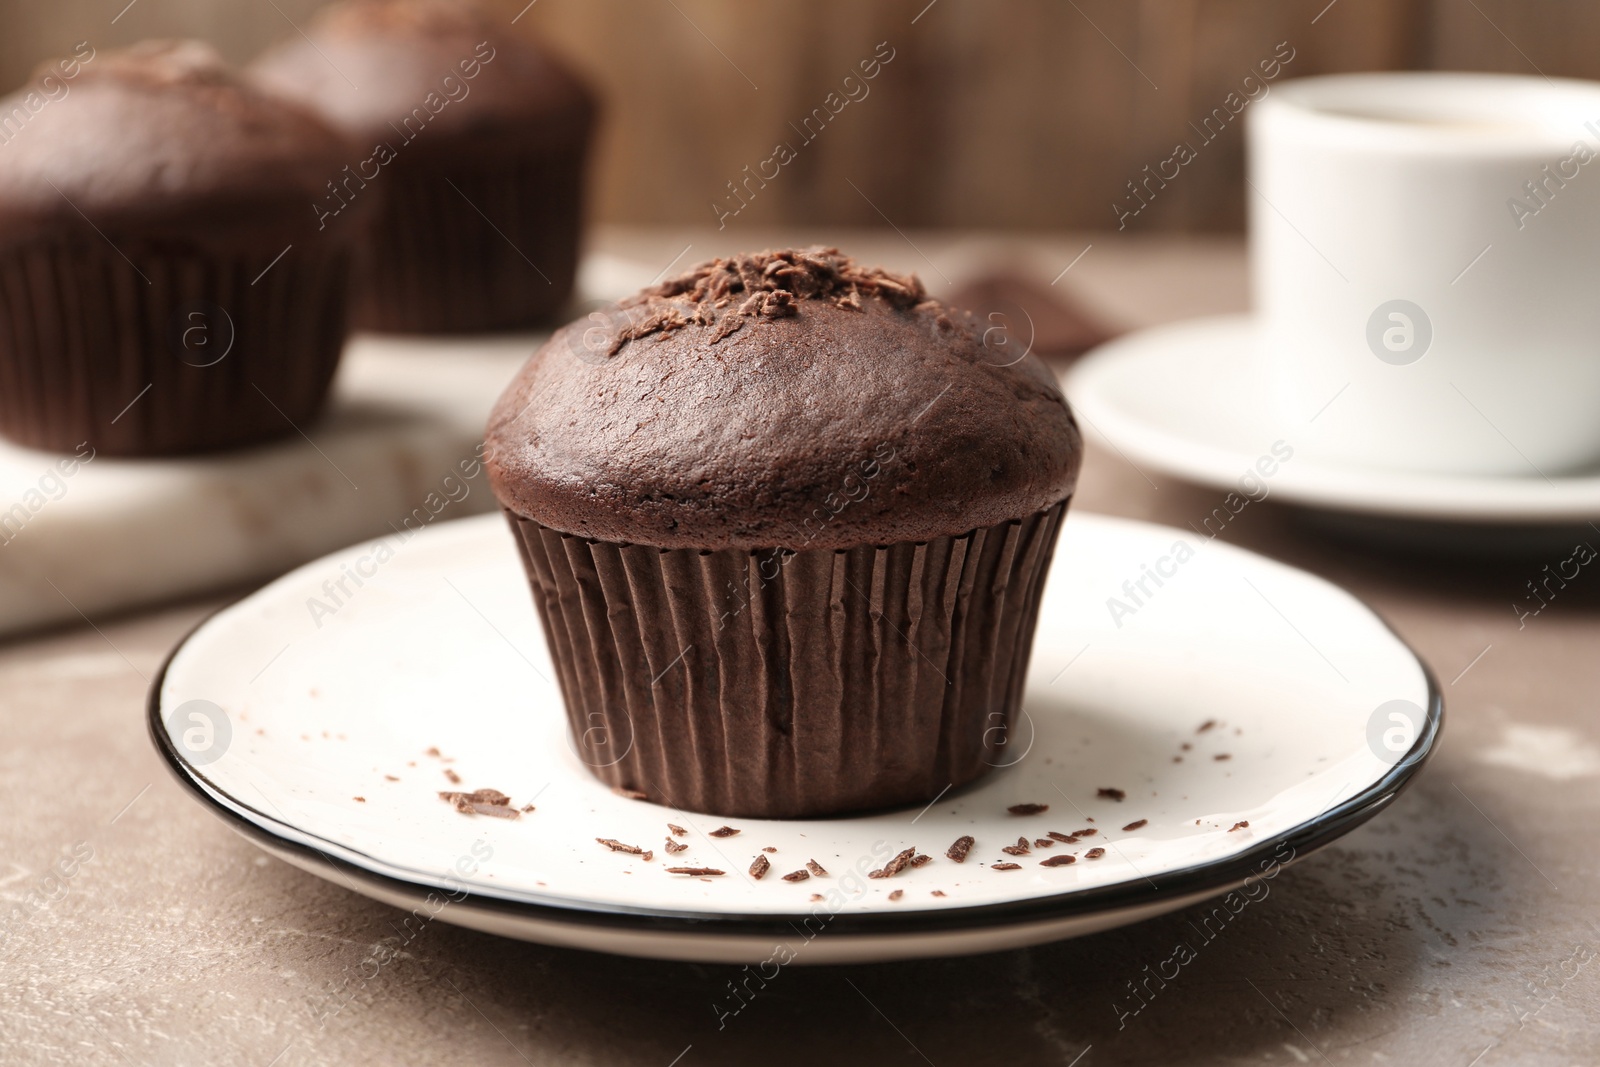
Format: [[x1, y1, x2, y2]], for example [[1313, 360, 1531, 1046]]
[[4, 0, 1599, 231]]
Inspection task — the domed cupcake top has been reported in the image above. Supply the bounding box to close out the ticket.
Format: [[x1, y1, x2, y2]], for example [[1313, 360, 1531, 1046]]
[[0, 40, 349, 244], [486, 248, 1083, 551], [250, 0, 595, 153]]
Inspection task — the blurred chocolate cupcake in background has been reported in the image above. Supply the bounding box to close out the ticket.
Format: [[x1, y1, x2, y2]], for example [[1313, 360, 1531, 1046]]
[[251, 0, 598, 334], [0, 40, 362, 457]]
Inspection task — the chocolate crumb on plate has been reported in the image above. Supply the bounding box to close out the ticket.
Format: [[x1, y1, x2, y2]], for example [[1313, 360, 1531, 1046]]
[[888, 889, 904, 901], [782, 869, 810, 882], [1214, 753, 1232, 761], [1122, 819, 1148, 832], [520, 804, 535, 813], [597, 838, 646, 855], [911, 854, 932, 867], [762, 846, 777, 853], [931, 890, 947, 897], [438, 789, 519, 818], [613, 786, 649, 800], [946, 836, 975, 863], [1229, 820, 1250, 832], [750, 855, 770, 880], [1040, 854, 1076, 867], [1076, 828, 1098, 837], [1046, 831, 1076, 844], [1034, 838, 1055, 849], [642, 851, 654, 862], [664, 839, 688, 853], [443, 768, 462, 785], [1007, 803, 1049, 815], [1097, 787, 1126, 801], [810, 893, 824, 902], [353, 796, 365, 803], [992, 862, 1022, 871], [424, 746, 442, 757], [1085, 847, 1106, 859], [666, 867, 725, 876], [668, 823, 688, 837], [1197, 719, 1217, 733], [869, 847, 918, 879], [383, 775, 400, 782], [806, 859, 828, 877], [709, 826, 740, 838]]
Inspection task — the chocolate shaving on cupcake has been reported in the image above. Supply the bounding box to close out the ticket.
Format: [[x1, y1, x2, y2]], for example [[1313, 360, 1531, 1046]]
[[600, 248, 932, 356]]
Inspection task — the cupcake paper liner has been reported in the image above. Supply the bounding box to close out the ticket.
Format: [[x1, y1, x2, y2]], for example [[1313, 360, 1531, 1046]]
[[354, 151, 584, 334], [507, 500, 1069, 819], [0, 237, 350, 456]]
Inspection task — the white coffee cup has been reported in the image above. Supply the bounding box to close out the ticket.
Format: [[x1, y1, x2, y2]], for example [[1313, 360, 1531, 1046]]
[[1248, 72, 1600, 476]]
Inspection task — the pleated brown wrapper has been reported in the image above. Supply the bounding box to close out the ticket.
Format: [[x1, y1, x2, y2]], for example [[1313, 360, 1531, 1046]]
[[349, 153, 586, 334], [0, 237, 351, 455], [506, 501, 1068, 819]]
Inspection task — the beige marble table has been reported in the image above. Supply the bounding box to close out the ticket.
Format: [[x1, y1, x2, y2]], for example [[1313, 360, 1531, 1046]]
[[2, 228, 1596, 1066]]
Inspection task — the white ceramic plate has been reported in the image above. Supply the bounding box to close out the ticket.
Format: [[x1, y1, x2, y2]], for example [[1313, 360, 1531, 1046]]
[[1065, 314, 1600, 525], [150, 512, 1440, 964]]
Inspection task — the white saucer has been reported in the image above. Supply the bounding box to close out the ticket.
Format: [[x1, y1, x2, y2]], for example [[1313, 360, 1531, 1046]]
[[1065, 314, 1600, 525], [150, 512, 1440, 964]]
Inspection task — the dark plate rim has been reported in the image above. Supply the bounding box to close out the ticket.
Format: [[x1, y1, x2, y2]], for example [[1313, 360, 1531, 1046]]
[[146, 531, 1444, 944]]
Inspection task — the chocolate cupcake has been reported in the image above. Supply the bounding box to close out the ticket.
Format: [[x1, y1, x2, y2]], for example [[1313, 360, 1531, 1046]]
[[0, 40, 361, 456], [486, 248, 1083, 819], [251, 0, 597, 333]]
